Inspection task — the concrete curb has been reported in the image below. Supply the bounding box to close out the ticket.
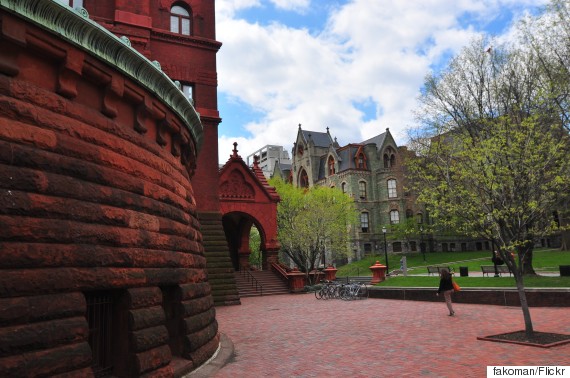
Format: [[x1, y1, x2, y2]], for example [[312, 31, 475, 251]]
[[184, 334, 235, 378]]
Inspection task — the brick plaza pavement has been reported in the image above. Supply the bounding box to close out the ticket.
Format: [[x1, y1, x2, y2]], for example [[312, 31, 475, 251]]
[[192, 294, 570, 377]]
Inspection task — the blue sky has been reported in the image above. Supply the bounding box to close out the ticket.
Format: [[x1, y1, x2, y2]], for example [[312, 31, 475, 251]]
[[215, 0, 547, 164]]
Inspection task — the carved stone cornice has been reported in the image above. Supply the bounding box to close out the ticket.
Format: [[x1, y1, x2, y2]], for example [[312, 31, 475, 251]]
[[0, 0, 203, 150], [151, 30, 222, 52]]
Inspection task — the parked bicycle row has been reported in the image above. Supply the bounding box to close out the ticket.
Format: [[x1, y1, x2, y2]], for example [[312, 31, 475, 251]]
[[314, 280, 369, 300]]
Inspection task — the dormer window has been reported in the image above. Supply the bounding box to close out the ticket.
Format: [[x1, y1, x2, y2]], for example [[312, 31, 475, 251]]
[[328, 156, 335, 176], [170, 5, 191, 35], [355, 153, 366, 169]]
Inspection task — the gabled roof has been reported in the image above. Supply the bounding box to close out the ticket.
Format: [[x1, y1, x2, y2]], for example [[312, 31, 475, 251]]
[[298, 125, 334, 148], [360, 132, 387, 148], [219, 143, 280, 201]]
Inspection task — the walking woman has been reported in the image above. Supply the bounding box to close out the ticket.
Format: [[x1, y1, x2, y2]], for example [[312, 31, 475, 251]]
[[436, 269, 455, 316]]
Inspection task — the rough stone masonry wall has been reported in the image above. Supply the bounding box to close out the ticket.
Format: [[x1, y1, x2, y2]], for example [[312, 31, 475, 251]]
[[0, 4, 217, 377]]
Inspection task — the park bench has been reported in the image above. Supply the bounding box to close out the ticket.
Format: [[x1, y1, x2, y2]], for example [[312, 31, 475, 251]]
[[481, 265, 512, 277], [427, 266, 452, 275]]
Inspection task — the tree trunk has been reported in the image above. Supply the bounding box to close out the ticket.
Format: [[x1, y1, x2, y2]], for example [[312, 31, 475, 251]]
[[514, 273, 534, 338], [521, 244, 536, 275], [503, 250, 534, 338]]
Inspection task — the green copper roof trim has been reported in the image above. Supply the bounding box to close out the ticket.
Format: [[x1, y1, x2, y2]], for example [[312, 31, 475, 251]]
[[0, 0, 203, 150]]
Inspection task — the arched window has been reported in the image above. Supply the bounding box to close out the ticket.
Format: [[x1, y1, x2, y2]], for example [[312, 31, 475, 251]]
[[390, 210, 400, 224], [360, 212, 369, 233], [341, 182, 347, 193], [299, 169, 309, 188], [170, 5, 191, 35], [387, 179, 397, 198], [383, 147, 396, 168], [359, 181, 367, 200], [328, 156, 335, 176], [416, 213, 423, 224]]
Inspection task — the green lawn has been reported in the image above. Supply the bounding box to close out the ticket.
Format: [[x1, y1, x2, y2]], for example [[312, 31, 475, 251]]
[[335, 248, 570, 288]]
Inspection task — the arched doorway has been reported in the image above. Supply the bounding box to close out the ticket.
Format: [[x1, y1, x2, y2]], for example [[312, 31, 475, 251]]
[[222, 211, 271, 271], [219, 144, 281, 271]]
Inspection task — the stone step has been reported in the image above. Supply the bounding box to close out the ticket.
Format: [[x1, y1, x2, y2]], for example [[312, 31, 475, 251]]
[[234, 270, 289, 297]]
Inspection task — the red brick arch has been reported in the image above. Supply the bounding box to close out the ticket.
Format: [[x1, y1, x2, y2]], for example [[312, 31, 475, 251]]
[[219, 144, 280, 270]]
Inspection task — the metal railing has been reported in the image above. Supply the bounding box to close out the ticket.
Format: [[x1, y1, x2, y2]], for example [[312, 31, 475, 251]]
[[241, 268, 263, 296]]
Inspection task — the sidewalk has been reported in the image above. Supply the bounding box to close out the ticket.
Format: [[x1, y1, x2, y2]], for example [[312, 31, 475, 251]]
[[195, 294, 570, 377]]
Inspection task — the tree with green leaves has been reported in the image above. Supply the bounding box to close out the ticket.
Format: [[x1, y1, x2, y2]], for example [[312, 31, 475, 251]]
[[519, 0, 570, 250], [409, 25, 570, 337], [270, 177, 358, 283]]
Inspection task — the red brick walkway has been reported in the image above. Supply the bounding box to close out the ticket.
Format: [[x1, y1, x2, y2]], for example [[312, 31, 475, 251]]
[[207, 294, 570, 377]]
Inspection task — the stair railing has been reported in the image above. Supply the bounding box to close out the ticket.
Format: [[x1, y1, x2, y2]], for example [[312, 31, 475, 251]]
[[240, 268, 263, 296]]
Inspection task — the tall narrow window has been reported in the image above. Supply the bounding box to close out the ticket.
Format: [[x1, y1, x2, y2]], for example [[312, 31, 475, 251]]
[[390, 210, 400, 224], [387, 179, 397, 198], [162, 286, 182, 357], [341, 182, 346, 193], [359, 181, 367, 199], [328, 156, 335, 176], [182, 84, 194, 104], [360, 212, 369, 233], [299, 169, 309, 188], [85, 291, 114, 377], [170, 5, 191, 35]]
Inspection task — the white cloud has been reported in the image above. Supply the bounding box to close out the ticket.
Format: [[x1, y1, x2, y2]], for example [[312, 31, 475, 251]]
[[215, 0, 548, 163], [269, 0, 310, 13]]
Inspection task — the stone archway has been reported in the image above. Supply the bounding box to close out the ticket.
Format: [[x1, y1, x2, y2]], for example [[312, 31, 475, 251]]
[[219, 144, 280, 271], [222, 211, 274, 271]]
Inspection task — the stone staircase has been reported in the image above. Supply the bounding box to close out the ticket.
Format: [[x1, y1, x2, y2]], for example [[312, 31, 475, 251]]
[[234, 270, 290, 297], [198, 212, 241, 306]]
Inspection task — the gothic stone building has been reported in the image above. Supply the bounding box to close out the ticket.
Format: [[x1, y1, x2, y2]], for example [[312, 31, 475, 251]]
[[290, 125, 424, 262]]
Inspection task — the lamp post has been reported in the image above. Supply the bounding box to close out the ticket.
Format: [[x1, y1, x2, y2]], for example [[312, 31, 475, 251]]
[[382, 226, 389, 273], [420, 226, 425, 262]]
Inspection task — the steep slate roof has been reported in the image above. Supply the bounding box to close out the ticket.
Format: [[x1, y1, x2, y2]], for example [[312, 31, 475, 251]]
[[315, 130, 389, 180], [301, 129, 334, 147], [360, 132, 387, 148]]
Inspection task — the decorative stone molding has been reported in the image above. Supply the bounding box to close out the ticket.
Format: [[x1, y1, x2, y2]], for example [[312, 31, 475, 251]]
[[0, 0, 203, 150]]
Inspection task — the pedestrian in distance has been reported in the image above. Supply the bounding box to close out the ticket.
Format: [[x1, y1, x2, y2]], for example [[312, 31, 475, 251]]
[[492, 250, 504, 266], [436, 269, 455, 316]]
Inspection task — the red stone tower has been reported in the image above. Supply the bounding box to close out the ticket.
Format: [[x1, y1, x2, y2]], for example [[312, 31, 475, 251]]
[[86, 0, 239, 304], [0, 0, 226, 376]]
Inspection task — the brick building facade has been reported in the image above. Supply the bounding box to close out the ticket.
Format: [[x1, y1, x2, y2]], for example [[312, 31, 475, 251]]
[[0, 0, 225, 376]]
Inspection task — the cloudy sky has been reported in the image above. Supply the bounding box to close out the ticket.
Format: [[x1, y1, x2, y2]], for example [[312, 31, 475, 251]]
[[214, 0, 547, 164]]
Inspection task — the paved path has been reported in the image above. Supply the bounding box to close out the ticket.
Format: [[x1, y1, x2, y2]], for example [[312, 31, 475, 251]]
[[200, 294, 570, 377]]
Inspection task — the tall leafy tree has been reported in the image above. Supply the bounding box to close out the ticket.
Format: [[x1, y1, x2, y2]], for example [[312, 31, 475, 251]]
[[270, 177, 357, 283], [520, 0, 570, 249], [409, 30, 570, 337]]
